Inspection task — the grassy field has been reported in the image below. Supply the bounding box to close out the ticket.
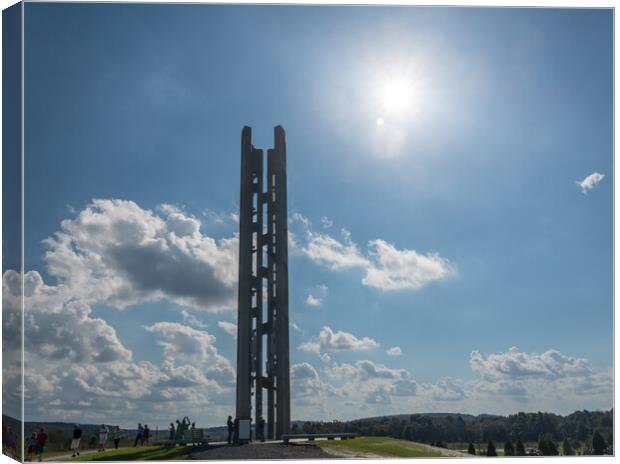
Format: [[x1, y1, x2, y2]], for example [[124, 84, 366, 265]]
[[316, 436, 465, 458], [69, 446, 194, 461]]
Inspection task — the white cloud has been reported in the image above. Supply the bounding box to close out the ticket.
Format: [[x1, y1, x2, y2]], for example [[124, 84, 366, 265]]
[[387, 346, 403, 356], [3, 270, 131, 364], [291, 212, 310, 227], [576, 172, 605, 194], [218, 321, 237, 338], [363, 239, 453, 291], [318, 348, 611, 418], [43, 199, 238, 312], [143, 322, 235, 388], [423, 377, 465, 401], [469, 346, 593, 381], [326, 360, 418, 404], [290, 322, 302, 333], [465, 347, 612, 410], [305, 294, 322, 307], [365, 386, 391, 404], [144, 322, 231, 374], [303, 230, 369, 270], [321, 216, 333, 229], [3, 269, 236, 426], [293, 219, 452, 292], [290, 362, 338, 413], [180, 309, 208, 329], [298, 326, 379, 353]]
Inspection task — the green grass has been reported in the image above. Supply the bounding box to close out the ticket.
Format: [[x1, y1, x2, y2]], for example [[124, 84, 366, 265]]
[[316, 436, 448, 458], [69, 445, 195, 461]]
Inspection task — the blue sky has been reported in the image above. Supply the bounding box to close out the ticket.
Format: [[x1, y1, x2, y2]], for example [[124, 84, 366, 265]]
[[5, 4, 612, 427]]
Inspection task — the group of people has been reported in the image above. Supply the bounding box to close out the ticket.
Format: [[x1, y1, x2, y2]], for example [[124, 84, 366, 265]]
[[168, 417, 195, 441], [25, 428, 48, 461], [96, 425, 123, 452], [133, 424, 151, 447], [226, 415, 266, 444]]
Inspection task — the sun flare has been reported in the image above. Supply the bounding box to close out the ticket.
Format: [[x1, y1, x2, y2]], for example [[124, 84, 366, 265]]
[[378, 78, 414, 115]]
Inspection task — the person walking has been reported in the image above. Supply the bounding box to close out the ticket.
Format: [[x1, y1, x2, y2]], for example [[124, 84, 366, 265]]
[[98, 424, 109, 452], [227, 416, 234, 445], [71, 424, 82, 457], [143, 425, 150, 446], [26, 432, 37, 461], [134, 423, 144, 447], [35, 428, 48, 462], [112, 426, 122, 449]]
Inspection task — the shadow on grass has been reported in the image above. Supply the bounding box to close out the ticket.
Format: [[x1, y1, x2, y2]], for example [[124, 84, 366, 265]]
[[74, 445, 209, 461]]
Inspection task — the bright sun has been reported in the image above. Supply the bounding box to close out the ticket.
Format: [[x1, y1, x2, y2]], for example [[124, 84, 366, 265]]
[[378, 78, 414, 115]]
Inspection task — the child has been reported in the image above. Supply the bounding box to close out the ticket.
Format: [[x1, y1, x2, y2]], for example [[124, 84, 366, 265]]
[[26, 432, 37, 461]]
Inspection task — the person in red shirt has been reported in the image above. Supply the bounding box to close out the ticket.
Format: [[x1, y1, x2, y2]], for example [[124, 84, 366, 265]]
[[36, 428, 48, 462]]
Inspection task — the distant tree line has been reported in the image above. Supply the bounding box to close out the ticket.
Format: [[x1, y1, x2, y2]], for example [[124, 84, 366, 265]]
[[292, 409, 612, 455]]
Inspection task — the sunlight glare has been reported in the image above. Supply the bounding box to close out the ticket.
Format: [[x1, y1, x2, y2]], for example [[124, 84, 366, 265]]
[[379, 78, 414, 115]]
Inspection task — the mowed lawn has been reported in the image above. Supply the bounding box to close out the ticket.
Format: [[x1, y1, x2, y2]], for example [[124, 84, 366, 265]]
[[316, 436, 465, 458], [69, 445, 196, 461]]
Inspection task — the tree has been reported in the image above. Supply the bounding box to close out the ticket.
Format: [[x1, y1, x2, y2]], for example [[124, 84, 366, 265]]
[[515, 440, 526, 456], [468, 443, 476, 455], [487, 441, 497, 457], [547, 439, 559, 456], [504, 440, 514, 456], [538, 433, 558, 456], [562, 438, 574, 456], [592, 430, 606, 455]]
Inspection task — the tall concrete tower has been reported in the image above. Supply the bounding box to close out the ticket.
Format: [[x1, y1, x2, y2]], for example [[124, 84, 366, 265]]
[[236, 126, 290, 440]]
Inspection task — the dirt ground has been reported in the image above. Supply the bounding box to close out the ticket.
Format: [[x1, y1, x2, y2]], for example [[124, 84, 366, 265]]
[[190, 442, 334, 460]]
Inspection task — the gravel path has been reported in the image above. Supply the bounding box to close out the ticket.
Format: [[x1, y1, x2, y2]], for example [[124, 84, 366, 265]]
[[191, 443, 333, 460]]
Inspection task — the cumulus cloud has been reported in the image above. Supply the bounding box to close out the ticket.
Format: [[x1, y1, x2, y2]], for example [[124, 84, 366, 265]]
[[305, 294, 322, 307], [387, 346, 403, 356], [43, 199, 238, 312], [469, 346, 593, 381], [303, 229, 369, 271], [3, 269, 236, 425], [317, 348, 611, 417], [292, 219, 452, 291], [576, 172, 605, 194], [291, 362, 338, 413], [218, 321, 237, 338], [180, 309, 208, 329], [326, 359, 418, 405], [145, 322, 223, 363], [366, 386, 391, 404], [363, 240, 453, 291], [298, 326, 379, 353], [321, 216, 334, 229], [4, 270, 131, 364], [467, 347, 612, 408], [1, 197, 242, 424], [423, 378, 465, 401]]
